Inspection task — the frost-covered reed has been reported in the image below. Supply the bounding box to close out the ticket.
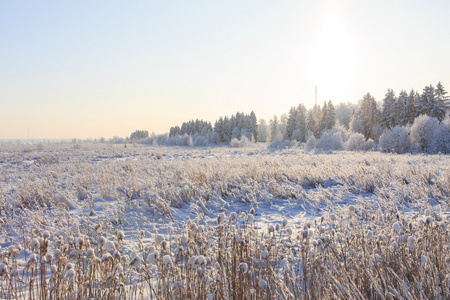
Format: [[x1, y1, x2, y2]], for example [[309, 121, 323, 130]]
[[0, 207, 448, 299]]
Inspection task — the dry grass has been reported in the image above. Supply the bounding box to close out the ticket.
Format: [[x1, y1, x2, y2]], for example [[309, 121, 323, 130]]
[[0, 144, 448, 299]]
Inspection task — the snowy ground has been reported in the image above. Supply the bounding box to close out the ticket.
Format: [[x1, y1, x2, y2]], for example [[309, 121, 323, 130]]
[[0, 144, 448, 299]]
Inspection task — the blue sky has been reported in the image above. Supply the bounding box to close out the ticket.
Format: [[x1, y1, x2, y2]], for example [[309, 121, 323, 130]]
[[1, 0, 449, 139]]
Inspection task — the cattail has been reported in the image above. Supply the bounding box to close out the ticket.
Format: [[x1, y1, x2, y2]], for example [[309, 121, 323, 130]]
[[259, 278, 267, 288], [69, 249, 82, 259], [64, 269, 75, 279], [155, 235, 164, 245], [76, 237, 84, 249], [247, 214, 255, 224], [117, 231, 125, 241], [393, 222, 401, 234], [101, 253, 113, 262], [43, 231, 50, 239], [114, 250, 121, 261], [0, 263, 6, 276], [162, 255, 172, 266], [86, 248, 95, 258], [46, 253, 53, 263], [238, 262, 248, 273], [217, 213, 226, 224], [104, 240, 116, 252], [420, 255, 427, 263], [147, 253, 158, 265], [30, 238, 40, 250], [65, 262, 74, 271], [391, 242, 398, 251], [95, 221, 102, 232], [120, 254, 129, 265], [54, 249, 62, 260]]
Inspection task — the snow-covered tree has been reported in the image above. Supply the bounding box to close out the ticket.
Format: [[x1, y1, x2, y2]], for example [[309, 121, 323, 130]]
[[316, 129, 343, 151], [345, 133, 366, 151], [336, 102, 357, 129], [379, 126, 410, 154], [434, 117, 450, 153], [130, 130, 149, 141], [349, 114, 364, 134], [257, 119, 269, 142], [357, 93, 380, 140], [381, 89, 397, 128], [270, 115, 279, 142], [410, 115, 439, 153], [434, 82, 450, 122], [396, 90, 408, 126], [319, 100, 336, 133]]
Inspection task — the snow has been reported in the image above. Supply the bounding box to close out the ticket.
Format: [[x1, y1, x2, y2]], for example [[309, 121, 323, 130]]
[[0, 143, 448, 298]]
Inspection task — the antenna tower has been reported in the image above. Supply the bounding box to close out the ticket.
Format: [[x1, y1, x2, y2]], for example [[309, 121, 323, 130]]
[[315, 86, 317, 106]]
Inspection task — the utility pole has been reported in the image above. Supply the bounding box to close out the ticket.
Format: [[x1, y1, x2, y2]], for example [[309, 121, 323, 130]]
[[28, 128, 30, 140]]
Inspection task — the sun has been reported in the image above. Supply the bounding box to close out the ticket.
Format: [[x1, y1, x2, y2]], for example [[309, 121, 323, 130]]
[[308, 11, 358, 103]]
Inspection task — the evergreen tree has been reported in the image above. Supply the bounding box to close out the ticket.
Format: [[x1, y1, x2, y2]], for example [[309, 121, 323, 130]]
[[286, 106, 298, 139], [257, 119, 269, 142], [417, 85, 435, 117], [357, 93, 380, 140], [249, 111, 258, 141], [306, 110, 316, 138], [408, 89, 420, 123], [396, 90, 408, 126], [381, 89, 397, 128], [295, 104, 307, 142], [434, 82, 450, 122], [270, 115, 279, 141]]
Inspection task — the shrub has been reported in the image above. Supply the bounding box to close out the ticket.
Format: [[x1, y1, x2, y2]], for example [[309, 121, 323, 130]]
[[379, 126, 410, 153], [434, 118, 450, 153], [317, 130, 343, 151], [305, 135, 317, 152], [345, 132, 366, 151], [269, 133, 296, 149], [193, 135, 208, 147], [410, 115, 439, 153]]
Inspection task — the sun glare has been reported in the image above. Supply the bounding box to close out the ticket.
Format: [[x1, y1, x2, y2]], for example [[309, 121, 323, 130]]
[[308, 11, 358, 102]]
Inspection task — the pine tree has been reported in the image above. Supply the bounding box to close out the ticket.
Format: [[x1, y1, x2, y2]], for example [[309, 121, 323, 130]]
[[270, 115, 279, 141], [358, 93, 380, 140], [249, 111, 258, 141], [295, 104, 307, 142], [434, 82, 450, 122], [306, 110, 316, 138], [396, 90, 408, 126], [319, 101, 329, 135], [381, 89, 397, 128], [408, 89, 420, 123], [286, 107, 298, 139]]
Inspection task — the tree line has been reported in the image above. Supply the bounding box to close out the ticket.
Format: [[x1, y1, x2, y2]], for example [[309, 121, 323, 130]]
[[126, 82, 449, 153]]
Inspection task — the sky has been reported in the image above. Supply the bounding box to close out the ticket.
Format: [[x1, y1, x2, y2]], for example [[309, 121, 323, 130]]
[[1, 0, 450, 140]]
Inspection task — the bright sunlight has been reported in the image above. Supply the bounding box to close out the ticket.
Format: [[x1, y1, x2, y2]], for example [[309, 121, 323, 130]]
[[308, 10, 358, 103]]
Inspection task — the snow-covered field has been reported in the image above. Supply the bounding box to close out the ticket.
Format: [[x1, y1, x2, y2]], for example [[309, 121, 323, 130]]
[[0, 144, 449, 299]]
